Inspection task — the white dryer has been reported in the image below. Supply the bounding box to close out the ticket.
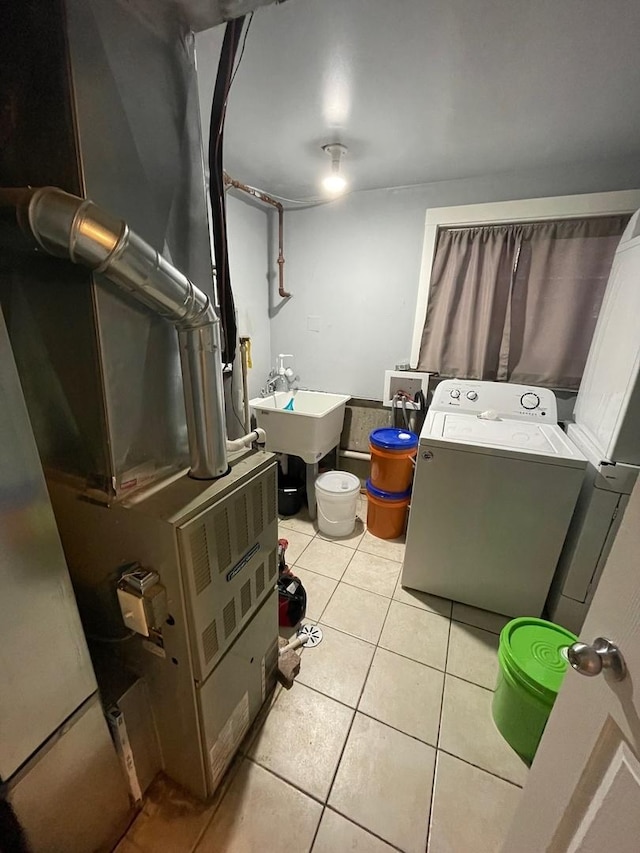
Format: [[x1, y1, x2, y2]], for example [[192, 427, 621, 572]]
[[546, 211, 640, 633], [402, 380, 586, 617]]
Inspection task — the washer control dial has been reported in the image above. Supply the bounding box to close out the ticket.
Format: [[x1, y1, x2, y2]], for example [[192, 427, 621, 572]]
[[450, 389, 461, 399], [521, 392, 540, 410], [466, 391, 478, 401]]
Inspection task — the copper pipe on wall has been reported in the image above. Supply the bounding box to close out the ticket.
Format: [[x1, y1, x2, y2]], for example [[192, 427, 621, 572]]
[[223, 173, 291, 298]]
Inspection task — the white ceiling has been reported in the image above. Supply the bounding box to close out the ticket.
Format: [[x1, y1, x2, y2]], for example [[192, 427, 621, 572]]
[[195, 0, 640, 199]]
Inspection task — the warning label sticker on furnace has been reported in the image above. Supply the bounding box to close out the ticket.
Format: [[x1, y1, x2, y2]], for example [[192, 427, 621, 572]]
[[209, 692, 250, 788]]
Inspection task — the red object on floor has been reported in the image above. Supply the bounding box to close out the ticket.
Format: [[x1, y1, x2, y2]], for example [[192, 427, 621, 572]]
[[278, 571, 307, 627]]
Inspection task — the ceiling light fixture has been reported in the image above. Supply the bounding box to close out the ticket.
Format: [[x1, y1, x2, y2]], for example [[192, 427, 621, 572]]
[[321, 143, 348, 196]]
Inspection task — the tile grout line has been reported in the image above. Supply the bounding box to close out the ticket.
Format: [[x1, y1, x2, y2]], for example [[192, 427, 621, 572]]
[[206, 512, 512, 850], [321, 573, 414, 850], [443, 670, 498, 694], [301, 552, 397, 628], [298, 644, 447, 717], [316, 609, 450, 655], [292, 556, 462, 623], [449, 617, 506, 636], [190, 748, 250, 852], [193, 676, 291, 849], [321, 591, 393, 816], [173, 521, 385, 850], [322, 574, 401, 601], [308, 804, 326, 853], [243, 754, 328, 807], [291, 508, 381, 639], [310, 565, 343, 624], [238, 683, 285, 761], [224, 539, 505, 849], [287, 522, 521, 847], [425, 610, 454, 852], [294, 563, 401, 598], [242, 748, 450, 850], [241, 538, 397, 846], [296, 634, 509, 758], [320, 805, 406, 853], [435, 747, 526, 789], [298, 563, 455, 635]]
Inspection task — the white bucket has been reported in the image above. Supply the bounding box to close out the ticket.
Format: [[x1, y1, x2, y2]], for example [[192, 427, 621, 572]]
[[315, 471, 361, 537]]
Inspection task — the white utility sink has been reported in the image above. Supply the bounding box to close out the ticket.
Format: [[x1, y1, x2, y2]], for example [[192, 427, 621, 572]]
[[249, 390, 351, 463]]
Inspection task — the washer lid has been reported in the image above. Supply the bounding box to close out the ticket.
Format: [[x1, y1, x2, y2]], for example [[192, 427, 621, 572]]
[[424, 412, 586, 463], [443, 415, 553, 452]]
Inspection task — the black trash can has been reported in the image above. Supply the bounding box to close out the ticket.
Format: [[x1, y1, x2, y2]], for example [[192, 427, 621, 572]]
[[278, 469, 304, 516]]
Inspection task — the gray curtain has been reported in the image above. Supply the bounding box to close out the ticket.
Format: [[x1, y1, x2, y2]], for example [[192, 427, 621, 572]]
[[418, 215, 629, 389], [418, 225, 518, 380]]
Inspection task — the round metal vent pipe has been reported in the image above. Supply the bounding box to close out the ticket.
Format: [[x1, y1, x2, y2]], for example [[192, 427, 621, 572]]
[[1, 186, 229, 480]]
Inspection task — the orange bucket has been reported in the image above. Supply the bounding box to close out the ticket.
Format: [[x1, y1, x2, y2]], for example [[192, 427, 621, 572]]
[[369, 428, 418, 493], [366, 480, 411, 540]]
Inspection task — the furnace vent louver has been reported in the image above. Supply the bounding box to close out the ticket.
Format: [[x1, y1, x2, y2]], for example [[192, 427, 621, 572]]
[[202, 619, 219, 663], [215, 508, 232, 573], [266, 470, 276, 522], [268, 550, 277, 580], [222, 599, 236, 638], [179, 464, 278, 682], [255, 564, 265, 597], [190, 525, 212, 594], [235, 494, 249, 552], [240, 580, 252, 617], [252, 480, 264, 537]]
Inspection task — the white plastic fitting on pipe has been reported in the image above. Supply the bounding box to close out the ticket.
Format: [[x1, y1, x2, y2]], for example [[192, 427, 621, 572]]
[[338, 448, 371, 462], [226, 428, 266, 452]]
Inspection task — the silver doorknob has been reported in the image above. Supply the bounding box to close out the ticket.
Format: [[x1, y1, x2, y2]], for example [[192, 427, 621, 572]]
[[567, 637, 626, 682]]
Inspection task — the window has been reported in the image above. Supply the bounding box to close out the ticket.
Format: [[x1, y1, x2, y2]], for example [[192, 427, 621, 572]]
[[411, 192, 640, 389]]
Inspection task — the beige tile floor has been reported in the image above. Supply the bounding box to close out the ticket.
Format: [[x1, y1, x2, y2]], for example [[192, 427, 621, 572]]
[[117, 497, 525, 853]]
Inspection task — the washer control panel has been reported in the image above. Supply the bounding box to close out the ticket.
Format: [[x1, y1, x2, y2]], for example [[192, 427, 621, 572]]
[[520, 392, 540, 410], [433, 380, 558, 423]]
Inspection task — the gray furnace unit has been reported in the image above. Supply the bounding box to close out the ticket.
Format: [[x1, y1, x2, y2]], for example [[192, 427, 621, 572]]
[[0, 0, 279, 808], [50, 454, 279, 799]]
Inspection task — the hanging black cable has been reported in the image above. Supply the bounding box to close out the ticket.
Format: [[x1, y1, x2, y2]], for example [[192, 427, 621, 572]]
[[208, 16, 246, 364]]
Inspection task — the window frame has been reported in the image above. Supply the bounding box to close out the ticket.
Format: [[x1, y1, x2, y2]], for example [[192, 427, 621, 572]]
[[410, 190, 640, 368]]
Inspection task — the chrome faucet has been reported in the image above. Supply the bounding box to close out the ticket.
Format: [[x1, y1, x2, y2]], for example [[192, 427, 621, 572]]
[[262, 354, 298, 395], [264, 372, 285, 394]]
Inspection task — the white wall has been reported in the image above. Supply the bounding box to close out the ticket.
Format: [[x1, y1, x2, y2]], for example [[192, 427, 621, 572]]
[[226, 195, 271, 401], [269, 155, 640, 400], [195, 28, 640, 401]]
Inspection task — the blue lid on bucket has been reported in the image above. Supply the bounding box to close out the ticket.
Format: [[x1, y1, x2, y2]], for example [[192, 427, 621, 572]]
[[366, 479, 412, 501], [369, 427, 418, 452]]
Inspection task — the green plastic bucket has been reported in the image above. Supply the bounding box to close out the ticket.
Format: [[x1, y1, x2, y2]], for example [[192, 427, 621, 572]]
[[492, 617, 577, 766]]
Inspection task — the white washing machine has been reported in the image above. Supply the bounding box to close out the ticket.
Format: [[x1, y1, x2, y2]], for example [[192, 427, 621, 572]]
[[402, 380, 586, 617]]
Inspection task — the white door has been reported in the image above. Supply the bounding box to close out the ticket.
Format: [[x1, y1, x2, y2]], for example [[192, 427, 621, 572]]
[[502, 479, 640, 852]]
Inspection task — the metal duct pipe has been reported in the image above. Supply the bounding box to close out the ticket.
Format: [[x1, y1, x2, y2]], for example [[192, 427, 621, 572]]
[[1, 186, 229, 480]]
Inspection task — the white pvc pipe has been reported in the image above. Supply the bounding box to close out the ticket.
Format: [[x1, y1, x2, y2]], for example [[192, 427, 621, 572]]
[[338, 449, 371, 462], [226, 428, 266, 452]]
